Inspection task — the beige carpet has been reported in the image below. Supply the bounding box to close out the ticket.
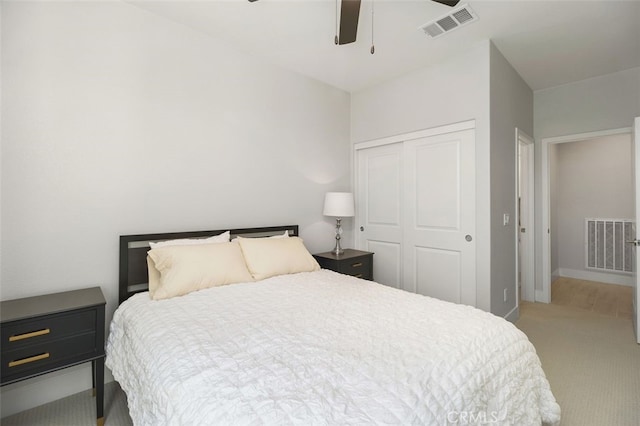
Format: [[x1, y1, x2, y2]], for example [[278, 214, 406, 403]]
[[551, 276, 633, 318], [0, 381, 132, 426], [517, 301, 640, 426]]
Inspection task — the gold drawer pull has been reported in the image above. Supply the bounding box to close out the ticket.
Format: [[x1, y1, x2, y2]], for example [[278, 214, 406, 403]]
[[351, 262, 363, 268], [9, 328, 50, 342], [9, 352, 50, 368]]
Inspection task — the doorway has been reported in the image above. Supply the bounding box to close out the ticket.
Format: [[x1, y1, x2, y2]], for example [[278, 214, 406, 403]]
[[541, 127, 633, 303], [516, 129, 535, 302]]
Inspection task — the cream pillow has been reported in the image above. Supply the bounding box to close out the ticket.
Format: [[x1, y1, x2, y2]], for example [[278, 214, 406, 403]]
[[147, 242, 253, 300], [147, 256, 162, 296], [237, 236, 320, 281], [149, 230, 230, 249], [147, 231, 230, 293], [232, 230, 289, 242]]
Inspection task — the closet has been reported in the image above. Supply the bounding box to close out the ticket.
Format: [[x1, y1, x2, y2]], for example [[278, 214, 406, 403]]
[[354, 121, 476, 305]]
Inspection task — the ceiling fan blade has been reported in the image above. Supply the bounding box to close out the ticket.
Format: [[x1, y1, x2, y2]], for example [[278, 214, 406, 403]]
[[431, 0, 461, 6], [338, 0, 361, 45]]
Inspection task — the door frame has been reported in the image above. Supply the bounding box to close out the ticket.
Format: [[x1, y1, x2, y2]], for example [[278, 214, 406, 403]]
[[540, 126, 632, 303], [516, 129, 535, 302], [633, 116, 640, 344], [353, 120, 476, 151]]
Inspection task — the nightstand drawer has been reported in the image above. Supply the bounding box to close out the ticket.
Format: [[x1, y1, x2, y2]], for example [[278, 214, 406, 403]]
[[1, 332, 97, 382], [1, 309, 96, 351], [313, 249, 374, 281], [1, 287, 106, 424], [341, 256, 372, 279]]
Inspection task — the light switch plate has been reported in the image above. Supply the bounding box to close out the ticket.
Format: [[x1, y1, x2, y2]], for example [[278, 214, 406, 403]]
[[503, 213, 510, 226]]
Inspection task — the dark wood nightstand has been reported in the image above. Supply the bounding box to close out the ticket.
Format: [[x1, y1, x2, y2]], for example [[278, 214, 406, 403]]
[[1, 287, 106, 426], [313, 249, 374, 280]]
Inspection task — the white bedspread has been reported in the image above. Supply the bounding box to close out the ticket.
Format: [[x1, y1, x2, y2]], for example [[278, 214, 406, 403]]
[[106, 270, 560, 425]]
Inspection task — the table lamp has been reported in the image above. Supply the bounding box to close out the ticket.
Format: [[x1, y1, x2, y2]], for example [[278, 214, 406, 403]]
[[323, 192, 355, 255]]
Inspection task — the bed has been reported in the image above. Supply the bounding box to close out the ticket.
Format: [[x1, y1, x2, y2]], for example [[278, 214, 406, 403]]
[[107, 225, 560, 425]]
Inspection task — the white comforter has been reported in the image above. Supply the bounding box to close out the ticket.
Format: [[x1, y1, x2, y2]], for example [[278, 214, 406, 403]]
[[106, 270, 560, 425]]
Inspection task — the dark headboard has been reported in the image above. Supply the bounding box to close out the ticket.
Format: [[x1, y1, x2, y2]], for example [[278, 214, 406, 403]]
[[118, 225, 299, 304]]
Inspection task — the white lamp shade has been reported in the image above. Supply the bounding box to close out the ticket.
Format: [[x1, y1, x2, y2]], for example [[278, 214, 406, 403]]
[[323, 192, 355, 217]]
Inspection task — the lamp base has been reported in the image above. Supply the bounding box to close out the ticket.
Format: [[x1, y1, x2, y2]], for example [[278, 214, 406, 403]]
[[332, 217, 344, 256]]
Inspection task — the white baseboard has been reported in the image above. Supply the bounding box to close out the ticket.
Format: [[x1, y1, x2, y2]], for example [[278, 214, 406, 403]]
[[556, 268, 632, 287], [504, 305, 519, 323]]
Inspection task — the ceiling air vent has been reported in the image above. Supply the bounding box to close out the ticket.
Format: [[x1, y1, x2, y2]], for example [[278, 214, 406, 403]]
[[419, 3, 478, 39]]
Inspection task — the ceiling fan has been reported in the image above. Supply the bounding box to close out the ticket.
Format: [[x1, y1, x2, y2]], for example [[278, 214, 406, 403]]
[[335, 0, 461, 45], [248, 0, 461, 46]]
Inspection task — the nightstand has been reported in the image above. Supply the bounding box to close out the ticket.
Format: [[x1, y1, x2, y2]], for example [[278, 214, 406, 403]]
[[313, 249, 374, 280], [1, 287, 106, 426]]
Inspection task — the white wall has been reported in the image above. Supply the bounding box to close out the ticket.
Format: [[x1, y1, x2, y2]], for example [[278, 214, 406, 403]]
[[0, 1, 351, 416], [351, 41, 492, 311], [553, 134, 633, 278], [489, 43, 533, 319], [534, 68, 640, 141], [534, 67, 640, 293]]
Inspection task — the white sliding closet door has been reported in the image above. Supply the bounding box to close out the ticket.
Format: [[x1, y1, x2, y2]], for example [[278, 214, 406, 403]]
[[403, 129, 476, 305], [356, 143, 403, 289], [355, 122, 476, 305]]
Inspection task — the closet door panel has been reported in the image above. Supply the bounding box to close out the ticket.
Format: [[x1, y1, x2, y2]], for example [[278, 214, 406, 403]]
[[366, 241, 401, 289], [367, 153, 401, 225], [404, 129, 476, 305], [356, 143, 403, 289], [415, 141, 460, 230], [415, 247, 461, 303]]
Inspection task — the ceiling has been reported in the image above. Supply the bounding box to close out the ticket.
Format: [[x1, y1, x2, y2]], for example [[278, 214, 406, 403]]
[[127, 0, 640, 93]]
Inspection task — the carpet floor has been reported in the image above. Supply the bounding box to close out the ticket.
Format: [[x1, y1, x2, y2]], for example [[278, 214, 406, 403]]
[[1, 380, 132, 426], [2, 291, 638, 425], [517, 300, 639, 425], [551, 276, 633, 319]]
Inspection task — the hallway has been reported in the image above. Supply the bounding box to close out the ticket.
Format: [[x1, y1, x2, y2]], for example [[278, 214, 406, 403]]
[[551, 276, 633, 319]]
